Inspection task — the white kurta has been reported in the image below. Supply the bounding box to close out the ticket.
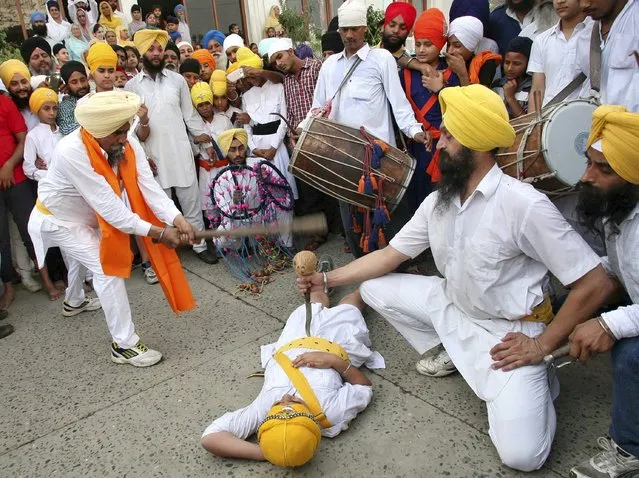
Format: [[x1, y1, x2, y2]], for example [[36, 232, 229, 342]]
[[125, 69, 211, 189], [45, 18, 72, 46], [23, 123, 62, 182], [242, 80, 298, 199], [303, 43, 422, 145], [600, 205, 639, 340], [197, 114, 233, 211], [576, 0, 639, 112], [202, 302, 383, 439]]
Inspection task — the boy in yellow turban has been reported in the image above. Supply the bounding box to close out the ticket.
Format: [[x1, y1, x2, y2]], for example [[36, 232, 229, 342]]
[[569, 105, 639, 478], [86, 42, 117, 92], [210, 70, 242, 125], [201, 286, 382, 467], [24, 88, 60, 182], [296, 85, 613, 472]]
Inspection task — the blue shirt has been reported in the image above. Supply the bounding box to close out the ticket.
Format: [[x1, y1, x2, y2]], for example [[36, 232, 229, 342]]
[[488, 5, 522, 56]]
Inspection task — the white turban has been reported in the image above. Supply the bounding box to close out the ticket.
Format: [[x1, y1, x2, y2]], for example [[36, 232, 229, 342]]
[[258, 38, 278, 57], [338, 0, 367, 28], [448, 16, 484, 53], [223, 33, 244, 53], [268, 38, 293, 61], [75, 91, 141, 139]]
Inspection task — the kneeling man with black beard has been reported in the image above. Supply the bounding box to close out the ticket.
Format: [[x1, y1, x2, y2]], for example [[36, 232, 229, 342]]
[[568, 105, 639, 478], [295, 85, 613, 472]]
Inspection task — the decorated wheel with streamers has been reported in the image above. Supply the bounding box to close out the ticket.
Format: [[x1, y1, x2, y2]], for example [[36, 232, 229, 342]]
[[254, 160, 294, 212], [211, 164, 264, 221]]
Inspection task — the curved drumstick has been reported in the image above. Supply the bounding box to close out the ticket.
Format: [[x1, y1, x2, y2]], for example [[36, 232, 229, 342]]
[[270, 112, 296, 133]]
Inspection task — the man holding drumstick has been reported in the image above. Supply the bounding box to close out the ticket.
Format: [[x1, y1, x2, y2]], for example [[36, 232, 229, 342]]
[[297, 85, 613, 471], [300, 0, 427, 257]]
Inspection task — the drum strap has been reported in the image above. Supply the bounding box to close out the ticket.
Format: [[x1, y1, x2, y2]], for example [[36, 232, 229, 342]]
[[589, 20, 602, 93], [545, 73, 586, 107], [329, 56, 363, 105]]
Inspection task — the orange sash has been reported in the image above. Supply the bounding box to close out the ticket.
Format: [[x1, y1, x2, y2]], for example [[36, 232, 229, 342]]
[[199, 158, 229, 172], [469, 51, 502, 85], [403, 68, 452, 183], [81, 128, 196, 314]]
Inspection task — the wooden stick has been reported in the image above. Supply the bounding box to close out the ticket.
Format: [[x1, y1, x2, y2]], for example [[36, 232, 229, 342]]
[[194, 213, 328, 240]]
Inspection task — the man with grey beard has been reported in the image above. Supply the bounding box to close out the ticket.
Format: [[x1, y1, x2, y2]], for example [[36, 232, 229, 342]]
[[296, 85, 612, 471], [20, 36, 53, 76]]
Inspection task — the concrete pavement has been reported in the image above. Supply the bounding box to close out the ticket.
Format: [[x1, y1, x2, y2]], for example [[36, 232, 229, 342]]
[[0, 236, 613, 477]]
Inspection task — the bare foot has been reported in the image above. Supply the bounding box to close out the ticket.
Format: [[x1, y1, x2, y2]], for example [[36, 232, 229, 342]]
[[0, 283, 15, 310], [46, 285, 63, 301], [54, 280, 66, 291]]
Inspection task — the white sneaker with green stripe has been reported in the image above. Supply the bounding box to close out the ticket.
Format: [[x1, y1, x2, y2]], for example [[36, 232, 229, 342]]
[[111, 341, 163, 367]]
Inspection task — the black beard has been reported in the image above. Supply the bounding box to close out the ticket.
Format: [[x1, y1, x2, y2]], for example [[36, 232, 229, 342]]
[[142, 56, 165, 74], [435, 147, 475, 214], [506, 0, 535, 13], [71, 86, 90, 99], [576, 182, 639, 236], [33, 24, 48, 36], [381, 33, 406, 53], [10, 91, 30, 110], [107, 144, 125, 167]]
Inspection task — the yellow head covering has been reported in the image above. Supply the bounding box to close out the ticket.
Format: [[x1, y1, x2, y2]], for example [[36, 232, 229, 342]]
[[439, 85, 515, 152], [217, 128, 248, 156], [190, 81, 213, 107], [86, 42, 117, 74], [133, 29, 170, 56], [75, 91, 141, 138], [210, 69, 227, 96], [29, 87, 58, 113], [0, 59, 31, 87], [257, 403, 321, 468], [226, 47, 263, 75], [587, 105, 639, 185]]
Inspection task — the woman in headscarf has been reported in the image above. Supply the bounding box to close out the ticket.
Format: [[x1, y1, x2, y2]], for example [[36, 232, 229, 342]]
[[105, 28, 118, 46], [66, 23, 90, 63], [115, 25, 134, 47], [401, 8, 460, 210], [75, 7, 94, 41], [45, 0, 72, 45], [174, 4, 192, 44], [68, 0, 98, 25], [98, 1, 122, 30], [449, 0, 499, 53], [263, 5, 284, 37], [446, 16, 501, 87]]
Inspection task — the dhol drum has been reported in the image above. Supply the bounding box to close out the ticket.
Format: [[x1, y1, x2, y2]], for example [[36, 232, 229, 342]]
[[496, 99, 598, 196], [289, 117, 416, 212]]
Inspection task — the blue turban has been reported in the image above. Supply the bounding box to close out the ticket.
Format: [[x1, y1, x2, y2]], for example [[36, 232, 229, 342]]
[[174, 4, 185, 15], [449, 0, 490, 35], [202, 30, 226, 49], [30, 11, 46, 24]]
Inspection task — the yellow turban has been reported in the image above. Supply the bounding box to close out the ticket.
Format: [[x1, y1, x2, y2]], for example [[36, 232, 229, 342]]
[[133, 29, 170, 56], [257, 403, 321, 468], [210, 69, 227, 96], [0, 59, 31, 87], [86, 42, 117, 74], [75, 91, 141, 139], [217, 128, 248, 156], [439, 85, 515, 152], [227, 47, 263, 75], [191, 49, 216, 69], [29, 87, 58, 113], [587, 105, 639, 185], [191, 81, 213, 107]]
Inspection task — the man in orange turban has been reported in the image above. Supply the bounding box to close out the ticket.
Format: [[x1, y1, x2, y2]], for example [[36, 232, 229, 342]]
[[569, 106, 639, 478], [191, 49, 216, 82]]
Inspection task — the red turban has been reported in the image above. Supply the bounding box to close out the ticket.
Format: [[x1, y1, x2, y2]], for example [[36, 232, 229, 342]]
[[414, 8, 447, 51], [384, 1, 417, 31]]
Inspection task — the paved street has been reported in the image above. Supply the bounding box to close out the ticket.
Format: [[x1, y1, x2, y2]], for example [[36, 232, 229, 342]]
[[0, 235, 613, 477]]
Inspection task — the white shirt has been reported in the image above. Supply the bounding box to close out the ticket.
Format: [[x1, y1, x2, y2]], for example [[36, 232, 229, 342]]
[[389, 164, 601, 320], [576, 0, 639, 112], [202, 303, 383, 439], [242, 80, 288, 151], [305, 43, 422, 145], [125, 69, 211, 189], [38, 128, 180, 236], [198, 114, 232, 161], [45, 19, 71, 46], [528, 19, 594, 105], [21, 109, 40, 131], [215, 105, 242, 125], [601, 205, 639, 339], [23, 123, 62, 181], [506, 6, 536, 29]]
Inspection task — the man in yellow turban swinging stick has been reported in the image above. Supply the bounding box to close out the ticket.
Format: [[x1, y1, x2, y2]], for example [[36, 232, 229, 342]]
[[28, 91, 198, 367], [568, 105, 639, 478], [297, 85, 613, 471], [201, 265, 383, 467]]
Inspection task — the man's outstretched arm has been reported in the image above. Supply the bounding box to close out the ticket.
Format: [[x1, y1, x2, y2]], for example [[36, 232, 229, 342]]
[[201, 432, 265, 461]]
